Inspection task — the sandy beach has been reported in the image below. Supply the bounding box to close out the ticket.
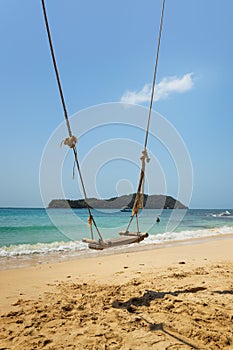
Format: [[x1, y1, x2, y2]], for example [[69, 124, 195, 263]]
[[0, 236, 233, 349]]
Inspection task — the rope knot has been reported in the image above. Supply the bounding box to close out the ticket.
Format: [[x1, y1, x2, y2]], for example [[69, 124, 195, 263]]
[[88, 215, 93, 227], [60, 135, 78, 148], [140, 149, 150, 163]]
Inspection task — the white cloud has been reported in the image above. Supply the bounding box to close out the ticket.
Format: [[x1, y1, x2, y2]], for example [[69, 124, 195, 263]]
[[120, 73, 194, 105]]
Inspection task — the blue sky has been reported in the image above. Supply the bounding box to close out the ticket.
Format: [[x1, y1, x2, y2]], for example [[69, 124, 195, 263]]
[[0, 0, 232, 208]]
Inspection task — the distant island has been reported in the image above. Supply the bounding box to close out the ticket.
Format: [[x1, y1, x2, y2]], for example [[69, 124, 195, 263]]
[[48, 194, 187, 209]]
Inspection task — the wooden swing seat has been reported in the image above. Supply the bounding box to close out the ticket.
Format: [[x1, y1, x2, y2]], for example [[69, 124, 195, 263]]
[[82, 231, 148, 250]]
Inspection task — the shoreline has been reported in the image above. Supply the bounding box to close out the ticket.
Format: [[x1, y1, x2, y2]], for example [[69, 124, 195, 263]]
[[0, 234, 233, 349], [1, 232, 233, 272], [1, 233, 233, 311]]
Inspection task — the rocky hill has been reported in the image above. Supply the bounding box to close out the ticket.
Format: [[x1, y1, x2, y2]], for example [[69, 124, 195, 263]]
[[48, 194, 187, 209]]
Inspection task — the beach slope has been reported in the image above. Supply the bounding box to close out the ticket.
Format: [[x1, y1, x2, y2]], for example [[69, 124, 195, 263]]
[[0, 236, 233, 349]]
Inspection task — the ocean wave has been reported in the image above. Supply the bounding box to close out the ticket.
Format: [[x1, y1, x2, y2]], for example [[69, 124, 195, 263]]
[[1, 226, 233, 257], [142, 225, 233, 245], [0, 240, 87, 257]]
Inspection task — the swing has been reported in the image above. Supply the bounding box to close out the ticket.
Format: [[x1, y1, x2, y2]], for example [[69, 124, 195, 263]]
[[41, 0, 165, 250]]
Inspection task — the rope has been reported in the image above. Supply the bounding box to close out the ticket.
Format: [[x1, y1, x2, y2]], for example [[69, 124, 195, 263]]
[[126, 0, 166, 232], [41, 0, 103, 241], [144, 0, 165, 150]]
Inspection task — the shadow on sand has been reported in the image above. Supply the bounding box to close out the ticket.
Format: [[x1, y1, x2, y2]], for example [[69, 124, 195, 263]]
[[112, 287, 206, 310], [112, 288, 206, 349], [214, 289, 233, 295]]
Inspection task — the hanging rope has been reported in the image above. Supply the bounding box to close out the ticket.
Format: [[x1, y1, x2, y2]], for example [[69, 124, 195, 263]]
[[41, 0, 103, 241], [126, 0, 166, 233]]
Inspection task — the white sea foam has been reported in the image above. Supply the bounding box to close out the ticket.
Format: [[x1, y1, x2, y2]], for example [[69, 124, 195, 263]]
[[0, 226, 233, 257], [142, 225, 233, 245], [0, 240, 87, 257]]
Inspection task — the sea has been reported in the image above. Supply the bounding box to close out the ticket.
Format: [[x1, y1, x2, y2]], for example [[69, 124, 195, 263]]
[[0, 208, 233, 270]]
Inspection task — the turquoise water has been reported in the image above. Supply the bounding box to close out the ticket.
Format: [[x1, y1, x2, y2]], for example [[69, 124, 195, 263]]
[[0, 208, 233, 259]]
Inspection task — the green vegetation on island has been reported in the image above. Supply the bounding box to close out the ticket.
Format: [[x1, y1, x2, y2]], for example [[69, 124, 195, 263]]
[[48, 194, 187, 209]]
